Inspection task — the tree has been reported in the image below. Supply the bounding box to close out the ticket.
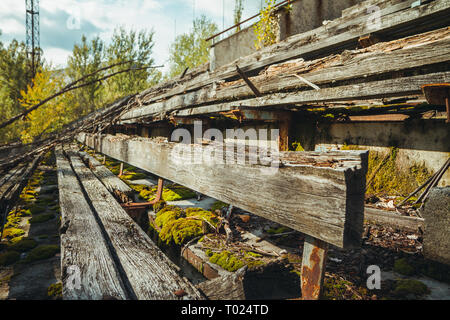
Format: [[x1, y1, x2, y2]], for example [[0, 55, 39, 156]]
[[234, 0, 244, 32], [19, 67, 73, 144], [167, 15, 218, 79], [104, 27, 161, 103], [66, 35, 105, 116], [0, 33, 30, 143]]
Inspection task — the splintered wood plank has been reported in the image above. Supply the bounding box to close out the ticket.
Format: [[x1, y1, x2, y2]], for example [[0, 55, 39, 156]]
[[56, 147, 128, 300], [64, 147, 204, 300], [77, 150, 134, 198], [78, 133, 368, 249], [122, 1, 450, 113]]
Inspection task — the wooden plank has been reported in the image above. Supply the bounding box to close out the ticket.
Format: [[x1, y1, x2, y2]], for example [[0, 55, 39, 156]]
[[56, 147, 129, 300], [126, 0, 450, 110], [170, 72, 450, 118], [78, 133, 368, 249], [77, 150, 134, 198], [364, 206, 424, 231], [64, 147, 204, 300], [120, 31, 450, 122]]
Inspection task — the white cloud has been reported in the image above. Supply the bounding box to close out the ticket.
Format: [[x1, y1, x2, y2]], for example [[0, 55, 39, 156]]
[[43, 47, 72, 68]]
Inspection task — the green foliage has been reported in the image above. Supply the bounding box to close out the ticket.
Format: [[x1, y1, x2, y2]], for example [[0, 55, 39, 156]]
[[0, 251, 21, 266], [253, 0, 279, 50], [23, 245, 59, 263], [66, 35, 104, 116], [0, 37, 30, 143], [234, 0, 244, 32], [168, 15, 218, 79], [1, 227, 25, 240], [19, 67, 73, 143]]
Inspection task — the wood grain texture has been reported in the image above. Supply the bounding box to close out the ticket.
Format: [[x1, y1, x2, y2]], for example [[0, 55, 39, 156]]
[[78, 150, 134, 198], [64, 147, 204, 300], [56, 147, 129, 300], [78, 133, 368, 249], [120, 32, 450, 122], [120, 0, 450, 117]]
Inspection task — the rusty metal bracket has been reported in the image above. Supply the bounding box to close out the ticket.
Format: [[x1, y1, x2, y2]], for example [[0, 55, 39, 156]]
[[301, 235, 329, 300], [236, 65, 262, 97], [121, 177, 164, 211]]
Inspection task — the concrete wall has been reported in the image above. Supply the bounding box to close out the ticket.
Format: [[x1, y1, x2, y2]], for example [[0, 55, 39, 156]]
[[294, 119, 450, 186], [210, 25, 258, 71], [278, 0, 363, 41]]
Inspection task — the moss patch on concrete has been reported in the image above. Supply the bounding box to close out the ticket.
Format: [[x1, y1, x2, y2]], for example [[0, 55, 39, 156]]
[[8, 238, 37, 252], [0, 251, 21, 266], [23, 245, 59, 263], [394, 279, 429, 297], [30, 213, 55, 224], [394, 258, 416, 276]]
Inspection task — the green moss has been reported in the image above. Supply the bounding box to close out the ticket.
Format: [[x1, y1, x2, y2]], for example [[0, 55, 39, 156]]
[[292, 141, 305, 152], [210, 201, 228, 212], [0, 251, 20, 266], [8, 238, 38, 252], [266, 227, 290, 234], [245, 251, 262, 258], [23, 245, 59, 263], [209, 251, 245, 272], [30, 206, 47, 215], [38, 234, 49, 240], [153, 200, 166, 213], [47, 282, 62, 299], [30, 213, 55, 224], [140, 185, 196, 202], [129, 184, 147, 193], [366, 148, 432, 197], [1, 227, 25, 240], [394, 279, 429, 297], [394, 258, 415, 276], [16, 209, 32, 217], [154, 206, 219, 246]]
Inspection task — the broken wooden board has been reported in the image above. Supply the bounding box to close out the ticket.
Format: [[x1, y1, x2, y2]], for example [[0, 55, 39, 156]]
[[0, 155, 41, 236], [122, 0, 450, 114], [120, 30, 450, 123], [63, 147, 204, 300], [78, 133, 368, 249], [56, 147, 129, 300]]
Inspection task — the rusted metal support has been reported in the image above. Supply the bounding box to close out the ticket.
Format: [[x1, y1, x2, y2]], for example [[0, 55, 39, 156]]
[[118, 163, 124, 177], [236, 65, 262, 97], [120, 178, 164, 227], [301, 235, 328, 300], [278, 114, 291, 152]]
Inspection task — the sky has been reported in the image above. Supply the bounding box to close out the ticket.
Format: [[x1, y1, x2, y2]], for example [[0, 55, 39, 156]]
[[0, 0, 266, 73]]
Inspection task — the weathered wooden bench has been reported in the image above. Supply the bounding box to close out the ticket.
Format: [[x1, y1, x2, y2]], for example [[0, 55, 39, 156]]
[[55, 146, 203, 300], [77, 132, 369, 300]]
